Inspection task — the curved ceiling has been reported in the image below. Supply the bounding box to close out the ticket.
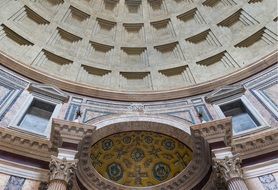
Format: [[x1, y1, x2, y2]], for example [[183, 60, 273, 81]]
[[0, 0, 277, 100], [90, 131, 193, 187]]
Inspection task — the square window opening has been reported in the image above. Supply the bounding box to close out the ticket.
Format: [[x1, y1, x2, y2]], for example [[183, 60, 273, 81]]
[[220, 100, 260, 133], [18, 99, 56, 134]]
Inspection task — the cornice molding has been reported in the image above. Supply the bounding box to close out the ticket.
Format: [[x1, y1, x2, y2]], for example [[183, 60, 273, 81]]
[[0, 127, 58, 161], [243, 159, 278, 179], [0, 158, 49, 181], [190, 117, 232, 145], [0, 50, 276, 101], [51, 118, 95, 144], [232, 128, 278, 159], [28, 83, 69, 102], [204, 85, 245, 103]]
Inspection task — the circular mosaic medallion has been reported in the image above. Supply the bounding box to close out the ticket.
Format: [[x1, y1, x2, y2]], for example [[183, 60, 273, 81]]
[[131, 148, 145, 162], [102, 139, 113, 150], [107, 163, 123, 181], [153, 162, 170, 181], [162, 139, 175, 150], [144, 136, 153, 144], [122, 136, 131, 144]]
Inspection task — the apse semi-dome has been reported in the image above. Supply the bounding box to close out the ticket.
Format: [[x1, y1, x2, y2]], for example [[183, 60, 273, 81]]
[[0, 0, 277, 100], [90, 131, 193, 187]]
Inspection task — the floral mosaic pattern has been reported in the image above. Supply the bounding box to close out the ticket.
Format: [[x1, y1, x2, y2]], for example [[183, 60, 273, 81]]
[[4, 176, 25, 190], [90, 131, 193, 187], [259, 174, 278, 190]]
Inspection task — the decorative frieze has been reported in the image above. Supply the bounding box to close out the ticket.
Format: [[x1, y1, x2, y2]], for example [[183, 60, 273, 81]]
[[191, 117, 232, 145], [52, 118, 95, 144], [0, 127, 58, 161], [232, 128, 278, 159], [127, 103, 145, 112]]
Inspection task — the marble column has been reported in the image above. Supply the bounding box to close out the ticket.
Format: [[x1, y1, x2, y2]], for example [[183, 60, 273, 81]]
[[213, 154, 248, 190], [47, 156, 78, 190]]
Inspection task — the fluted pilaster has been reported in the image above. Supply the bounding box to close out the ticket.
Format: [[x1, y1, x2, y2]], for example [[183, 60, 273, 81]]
[[47, 156, 78, 190], [213, 154, 248, 190]]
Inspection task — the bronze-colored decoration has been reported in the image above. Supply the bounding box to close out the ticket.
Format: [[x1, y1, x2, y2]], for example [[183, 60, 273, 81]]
[[76, 109, 82, 118]]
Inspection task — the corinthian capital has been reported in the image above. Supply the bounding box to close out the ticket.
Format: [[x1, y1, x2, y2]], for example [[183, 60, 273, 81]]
[[213, 154, 243, 182], [49, 155, 78, 183]]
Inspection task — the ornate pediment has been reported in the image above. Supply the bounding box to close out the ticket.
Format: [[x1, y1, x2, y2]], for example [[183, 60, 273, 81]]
[[28, 83, 69, 102], [205, 85, 245, 103]]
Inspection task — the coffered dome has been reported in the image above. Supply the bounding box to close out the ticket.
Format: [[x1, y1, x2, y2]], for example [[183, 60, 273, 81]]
[[0, 0, 277, 100]]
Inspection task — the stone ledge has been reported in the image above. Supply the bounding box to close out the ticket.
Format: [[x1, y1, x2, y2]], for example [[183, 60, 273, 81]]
[[52, 118, 95, 144], [0, 127, 57, 161], [0, 50, 276, 101], [190, 117, 232, 145], [232, 128, 278, 159]]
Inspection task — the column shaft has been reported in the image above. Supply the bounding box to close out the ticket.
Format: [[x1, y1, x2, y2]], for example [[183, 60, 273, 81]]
[[47, 180, 67, 190], [47, 156, 78, 190], [227, 178, 248, 190]]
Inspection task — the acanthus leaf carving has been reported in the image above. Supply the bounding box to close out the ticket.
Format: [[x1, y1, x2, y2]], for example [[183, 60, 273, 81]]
[[49, 155, 78, 184], [213, 154, 243, 182]]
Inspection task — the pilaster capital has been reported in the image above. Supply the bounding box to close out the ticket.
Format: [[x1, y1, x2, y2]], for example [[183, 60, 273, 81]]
[[213, 154, 243, 182], [49, 155, 78, 184]]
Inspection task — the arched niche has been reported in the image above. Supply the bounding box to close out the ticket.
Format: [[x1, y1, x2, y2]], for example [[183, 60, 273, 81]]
[[75, 114, 212, 190]]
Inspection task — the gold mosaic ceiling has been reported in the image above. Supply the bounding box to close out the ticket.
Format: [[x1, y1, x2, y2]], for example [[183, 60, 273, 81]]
[[90, 131, 193, 187]]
